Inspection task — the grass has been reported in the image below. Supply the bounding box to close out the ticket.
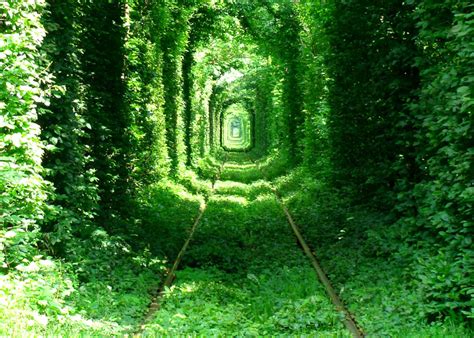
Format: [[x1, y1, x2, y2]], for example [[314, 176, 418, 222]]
[[274, 167, 473, 337], [136, 178, 206, 259], [0, 237, 164, 336], [143, 175, 348, 335], [219, 162, 264, 183], [2, 155, 472, 336], [143, 266, 348, 336]]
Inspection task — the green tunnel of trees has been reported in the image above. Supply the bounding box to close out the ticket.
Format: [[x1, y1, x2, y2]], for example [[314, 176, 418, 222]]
[[0, 0, 472, 335]]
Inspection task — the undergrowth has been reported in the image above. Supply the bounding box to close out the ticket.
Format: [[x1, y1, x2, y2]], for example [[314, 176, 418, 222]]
[[276, 167, 474, 336], [143, 173, 348, 335], [144, 266, 347, 336], [0, 228, 165, 336], [2, 160, 472, 336]]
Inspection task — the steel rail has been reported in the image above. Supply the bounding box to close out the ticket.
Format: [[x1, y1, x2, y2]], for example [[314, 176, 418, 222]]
[[255, 162, 365, 338], [135, 159, 226, 333]]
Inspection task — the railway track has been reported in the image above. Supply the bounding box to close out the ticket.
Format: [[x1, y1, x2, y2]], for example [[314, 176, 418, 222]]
[[135, 159, 364, 337]]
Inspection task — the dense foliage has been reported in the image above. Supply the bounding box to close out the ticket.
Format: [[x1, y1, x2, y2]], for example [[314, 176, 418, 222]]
[[1, 0, 51, 269], [0, 0, 472, 335], [297, 1, 474, 320]]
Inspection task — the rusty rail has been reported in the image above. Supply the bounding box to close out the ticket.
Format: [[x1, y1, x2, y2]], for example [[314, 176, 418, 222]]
[[255, 162, 364, 338], [136, 159, 226, 333]]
